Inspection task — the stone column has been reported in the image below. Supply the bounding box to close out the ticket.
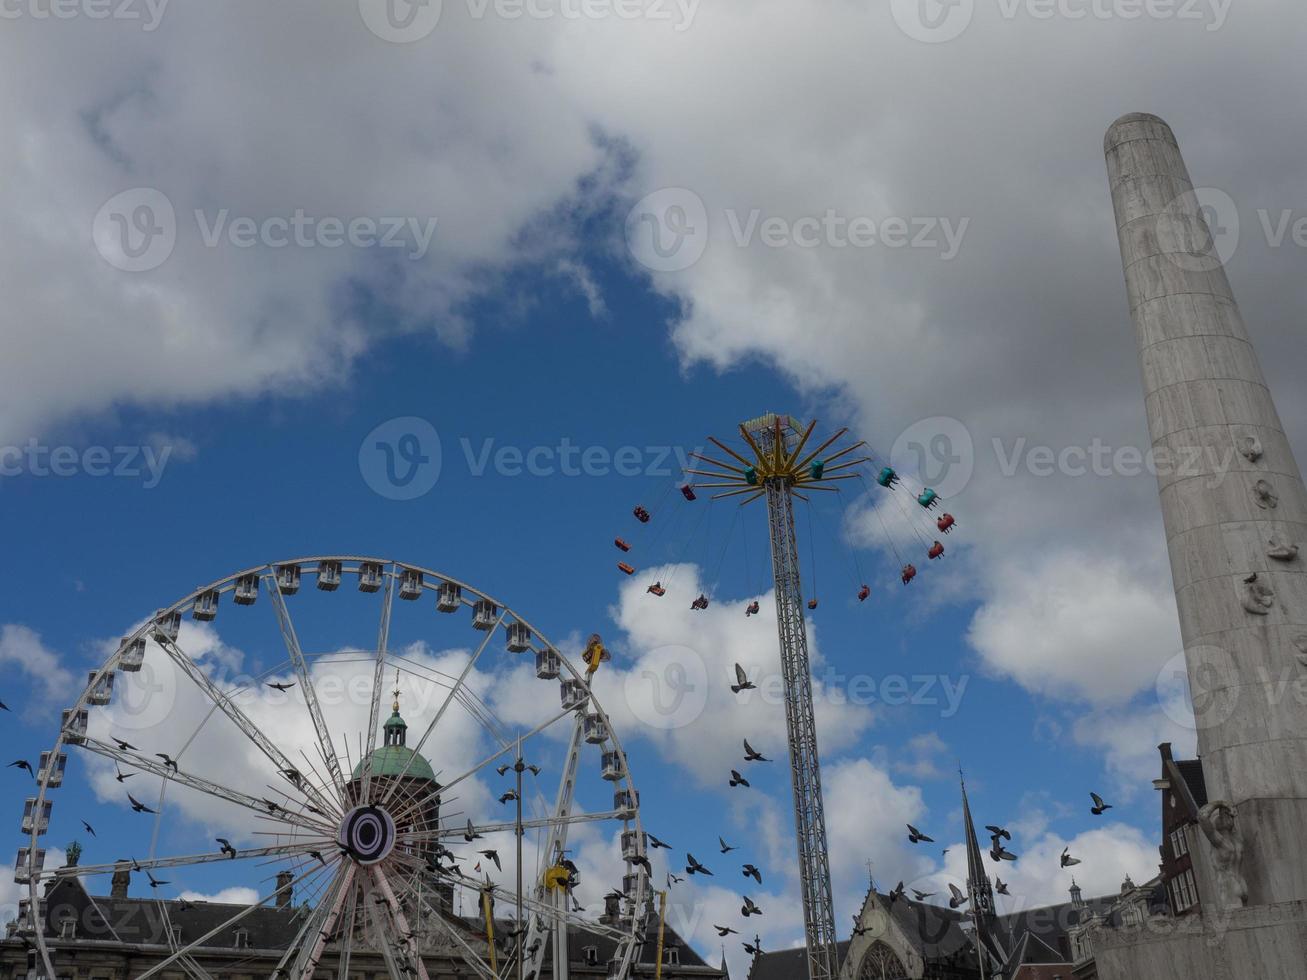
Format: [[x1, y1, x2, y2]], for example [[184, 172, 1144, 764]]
[[1106, 112, 1307, 906]]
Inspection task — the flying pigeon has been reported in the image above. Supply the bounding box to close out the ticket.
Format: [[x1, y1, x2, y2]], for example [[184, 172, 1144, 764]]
[[81, 820, 96, 837], [685, 854, 712, 876], [729, 770, 750, 789], [743, 940, 763, 957], [464, 820, 483, 842], [888, 882, 906, 905], [1090, 792, 1113, 816], [719, 837, 737, 854], [479, 849, 502, 872], [631, 854, 652, 874], [714, 925, 739, 937], [0, 699, 8, 711], [155, 753, 179, 773], [741, 896, 763, 917], [912, 890, 936, 901], [986, 825, 1011, 841], [743, 739, 770, 762], [990, 840, 1018, 862], [742, 864, 762, 884], [648, 834, 672, 850], [267, 682, 295, 692], [948, 883, 968, 909], [146, 872, 169, 890], [128, 794, 156, 814], [666, 872, 683, 886], [114, 766, 134, 783], [499, 790, 519, 805], [1061, 848, 1082, 868], [8, 760, 33, 778], [309, 851, 326, 865], [906, 824, 934, 844], [112, 738, 138, 752], [996, 878, 1011, 896], [217, 839, 237, 859], [730, 664, 756, 694]]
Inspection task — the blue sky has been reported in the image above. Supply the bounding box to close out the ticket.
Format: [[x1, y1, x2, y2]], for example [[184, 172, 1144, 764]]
[[7, 2, 1307, 975], [3, 253, 1170, 968]]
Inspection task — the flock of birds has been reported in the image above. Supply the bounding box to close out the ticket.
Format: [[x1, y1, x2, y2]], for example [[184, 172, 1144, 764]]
[[6, 653, 1121, 966], [890, 791, 1113, 914]]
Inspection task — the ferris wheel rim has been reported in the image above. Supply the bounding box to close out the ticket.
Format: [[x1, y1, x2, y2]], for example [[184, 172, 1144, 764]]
[[23, 555, 647, 980]]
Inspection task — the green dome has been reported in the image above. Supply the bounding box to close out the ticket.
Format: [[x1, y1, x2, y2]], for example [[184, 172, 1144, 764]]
[[351, 707, 436, 782], [352, 743, 436, 782]]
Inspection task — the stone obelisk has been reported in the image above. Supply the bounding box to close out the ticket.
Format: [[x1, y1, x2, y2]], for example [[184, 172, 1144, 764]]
[[1106, 112, 1307, 907]]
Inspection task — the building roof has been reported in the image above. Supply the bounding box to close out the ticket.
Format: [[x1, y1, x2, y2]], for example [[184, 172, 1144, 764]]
[[351, 742, 436, 781], [1175, 759, 1208, 808], [745, 940, 852, 980]]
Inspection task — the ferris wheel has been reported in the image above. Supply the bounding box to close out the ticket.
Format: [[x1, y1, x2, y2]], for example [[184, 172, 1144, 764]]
[[18, 556, 646, 980]]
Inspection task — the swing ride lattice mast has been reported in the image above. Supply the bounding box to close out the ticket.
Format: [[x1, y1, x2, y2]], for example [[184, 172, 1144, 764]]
[[685, 413, 870, 980]]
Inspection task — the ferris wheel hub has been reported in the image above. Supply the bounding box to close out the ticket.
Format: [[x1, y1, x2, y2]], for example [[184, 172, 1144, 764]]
[[338, 804, 398, 865]]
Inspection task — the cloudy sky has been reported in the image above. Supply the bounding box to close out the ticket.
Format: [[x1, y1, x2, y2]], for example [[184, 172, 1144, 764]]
[[3, 0, 1306, 975]]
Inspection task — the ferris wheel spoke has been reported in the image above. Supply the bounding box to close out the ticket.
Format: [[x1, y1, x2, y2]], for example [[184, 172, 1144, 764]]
[[400, 809, 622, 846], [336, 883, 359, 980], [383, 865, 499, 980], [360, 570, 397, 803], [291, 862, 356, 978], [77, 735, 337, 835], [133, 856, 340, 980], [41, 843, 328, 882], [152, 631, 341, 819], [390, 703, 574, 828], [265, 572, 348, 799], [379, 611, 505, 809], [372, 864, 432, 980]]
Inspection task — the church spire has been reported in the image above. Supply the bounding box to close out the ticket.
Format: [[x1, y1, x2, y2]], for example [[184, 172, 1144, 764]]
[[960, 769, 1008, 973]]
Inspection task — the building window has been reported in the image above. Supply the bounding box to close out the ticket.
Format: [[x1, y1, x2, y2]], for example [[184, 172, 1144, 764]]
[[1170, 826, 1189, 859], [58, 919, 76, 940], [858, 942, 908, 979], [1171, 869, 1198, 912], [234, 928, 250, 948], [664, 946, 680, 966], [582, 946, 599, 966]]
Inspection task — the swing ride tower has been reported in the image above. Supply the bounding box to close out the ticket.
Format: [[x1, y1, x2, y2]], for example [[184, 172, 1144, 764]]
[[686, 414, 869, 980]]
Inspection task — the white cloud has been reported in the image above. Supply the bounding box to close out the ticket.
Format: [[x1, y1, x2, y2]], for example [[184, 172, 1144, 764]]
[[0, 624, 77, 709], [967, 552, 1182, 705], [178, 886, 259, 906], [595, 563, 876, 786]]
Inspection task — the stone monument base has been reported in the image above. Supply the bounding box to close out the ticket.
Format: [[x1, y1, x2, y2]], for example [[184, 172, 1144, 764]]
[[1092, 901, 1307, 980]]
